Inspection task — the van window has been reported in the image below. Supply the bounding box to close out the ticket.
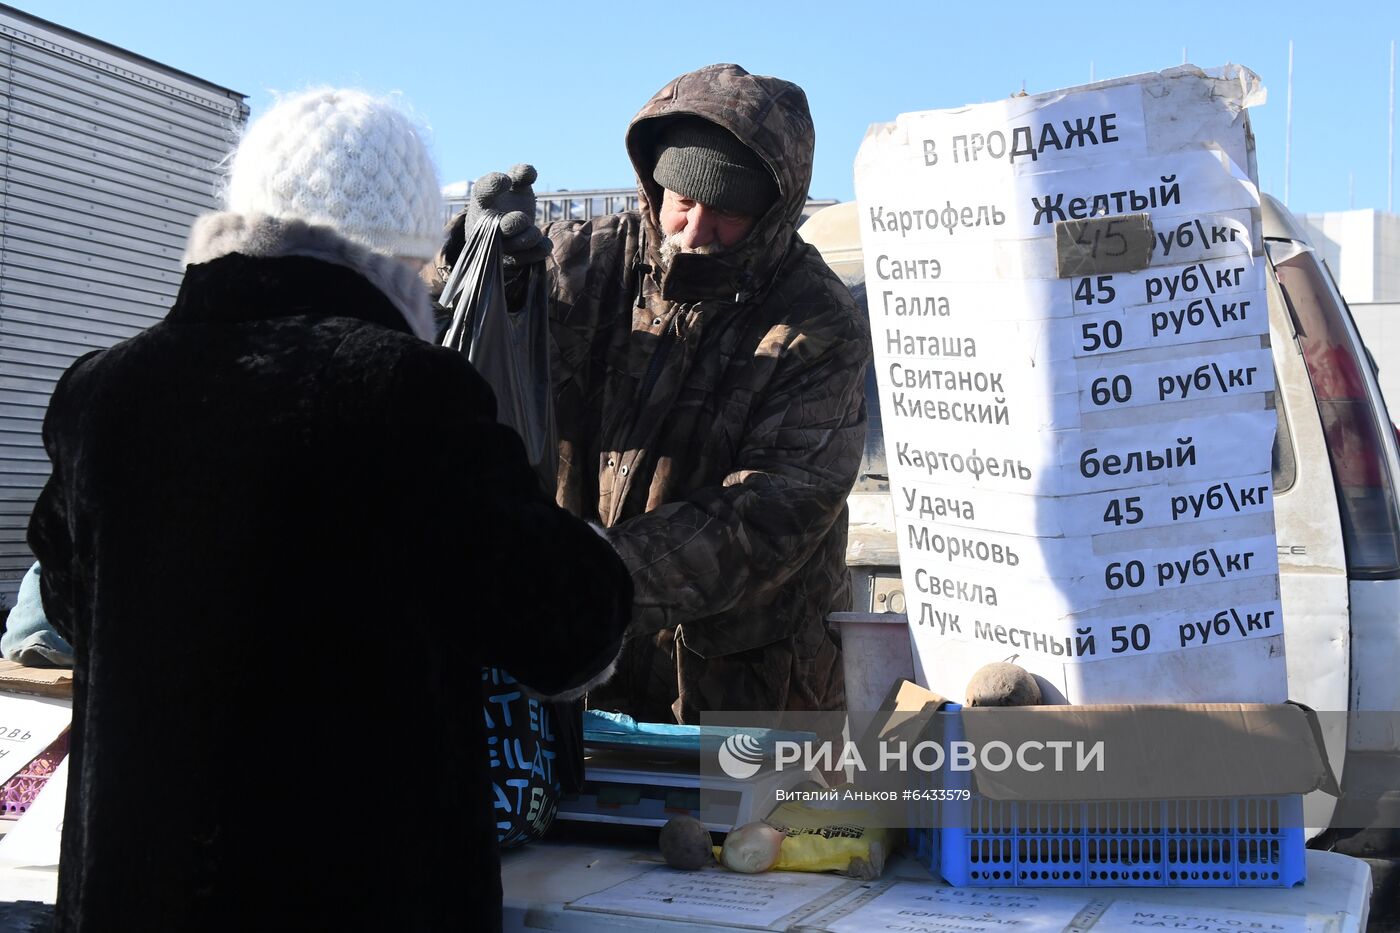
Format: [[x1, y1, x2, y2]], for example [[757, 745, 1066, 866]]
[[1269, 245, 1400, 577]]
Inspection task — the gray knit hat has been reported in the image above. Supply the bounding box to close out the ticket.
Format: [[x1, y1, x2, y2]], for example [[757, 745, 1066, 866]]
[[652, 117, 777, 215]]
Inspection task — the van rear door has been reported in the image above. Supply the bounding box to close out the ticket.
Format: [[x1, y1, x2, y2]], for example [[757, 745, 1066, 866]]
[[1265, 199, 1400, 758]]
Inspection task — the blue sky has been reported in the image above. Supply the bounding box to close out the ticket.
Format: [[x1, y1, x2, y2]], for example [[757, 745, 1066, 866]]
[[14, 0, 1399, 214]]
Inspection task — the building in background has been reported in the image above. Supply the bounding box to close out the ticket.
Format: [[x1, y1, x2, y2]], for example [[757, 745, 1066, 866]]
[[1299, 209, 1400, 304], [443, 183, 837, 227], [0, 4, 247, 605], [1351, 300, 1400, 420]]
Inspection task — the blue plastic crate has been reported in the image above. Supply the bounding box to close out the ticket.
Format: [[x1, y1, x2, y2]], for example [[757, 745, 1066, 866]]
[[921, 795, 1306, 887], [906, 705, 1306, 888]]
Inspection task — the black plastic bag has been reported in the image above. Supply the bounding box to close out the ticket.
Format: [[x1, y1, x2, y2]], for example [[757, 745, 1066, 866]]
[[439, 214, 583, 847], [439, 213, 557, 493]]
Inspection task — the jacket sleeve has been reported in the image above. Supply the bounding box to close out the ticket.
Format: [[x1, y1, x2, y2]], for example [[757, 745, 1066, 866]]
[[27, 483, 77, 650], [394, 347, 632, 699], [0, 563, 74, 667], [26, 357, 98, 653], [605, 301, 869, 634]]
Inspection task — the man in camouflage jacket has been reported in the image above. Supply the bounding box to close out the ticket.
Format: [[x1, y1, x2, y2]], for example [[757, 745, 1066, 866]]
[[444, 64, 870, 722]]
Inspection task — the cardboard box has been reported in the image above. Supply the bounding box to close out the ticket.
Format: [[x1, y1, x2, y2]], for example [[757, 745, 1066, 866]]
[[873, 680, 1337, 801], [0, 661, 72, 701]]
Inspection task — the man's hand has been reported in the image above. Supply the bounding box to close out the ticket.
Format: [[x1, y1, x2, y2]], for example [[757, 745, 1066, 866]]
[[467, 163, 550, 267]]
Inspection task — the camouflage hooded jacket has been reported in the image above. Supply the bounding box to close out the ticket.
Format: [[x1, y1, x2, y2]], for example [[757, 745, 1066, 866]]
[[544, 64, 870, 720]]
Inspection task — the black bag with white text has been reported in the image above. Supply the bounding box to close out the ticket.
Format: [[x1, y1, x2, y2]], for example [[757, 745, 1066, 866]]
[[439, 213, 578, 848]]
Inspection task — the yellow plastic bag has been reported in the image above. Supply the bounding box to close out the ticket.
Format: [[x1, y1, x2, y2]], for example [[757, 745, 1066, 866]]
[[714, 802, 899, 880]]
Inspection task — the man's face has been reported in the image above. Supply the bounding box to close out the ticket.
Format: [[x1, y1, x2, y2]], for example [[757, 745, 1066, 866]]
[[658, 188, 758, 253]]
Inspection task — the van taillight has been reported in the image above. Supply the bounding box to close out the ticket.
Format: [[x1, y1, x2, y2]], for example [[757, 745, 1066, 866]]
[[1274, 252, 1400, 576]]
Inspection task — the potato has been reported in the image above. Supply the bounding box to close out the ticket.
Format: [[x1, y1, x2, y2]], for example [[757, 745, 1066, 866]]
[[965, 662, 1042, 707], [720, 821, 785, 873], [659, 816, 714, 870]]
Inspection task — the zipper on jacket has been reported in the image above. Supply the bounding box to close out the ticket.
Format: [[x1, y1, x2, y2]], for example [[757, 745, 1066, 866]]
[[633, 230, 651, 308], [638, 312, 681, 401], [609, 306, 679, 525]]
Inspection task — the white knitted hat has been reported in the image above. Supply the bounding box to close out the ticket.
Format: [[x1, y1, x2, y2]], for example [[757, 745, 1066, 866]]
[[225, 89, 442, 260]]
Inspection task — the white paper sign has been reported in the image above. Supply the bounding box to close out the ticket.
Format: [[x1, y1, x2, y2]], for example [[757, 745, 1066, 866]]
[[0, 694, 71, 786], [896, 523, 1279, 603], [1072, 295, 1266, 357], [913, 592, 1285, 663], [860, 154, 1260, 245], [1065, 255, 1268, 313], [892, 471, 1275, 537], [0, 754, 66, 868], [886, 411, 1278, 498], [875, 82, 1150, 180], [567, 866, 850, 929], [812, 882, 1092, 932], [856, 66, 1284, 702], [1093, 899, 1311, 933], [1073, 347, 1274, 412]]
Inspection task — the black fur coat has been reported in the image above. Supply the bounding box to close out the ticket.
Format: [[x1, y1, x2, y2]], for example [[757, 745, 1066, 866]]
[[27, 213, 631, 932]]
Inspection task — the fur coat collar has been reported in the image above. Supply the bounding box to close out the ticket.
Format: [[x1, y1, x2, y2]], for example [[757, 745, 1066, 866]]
[[181, 212, 437, 341]]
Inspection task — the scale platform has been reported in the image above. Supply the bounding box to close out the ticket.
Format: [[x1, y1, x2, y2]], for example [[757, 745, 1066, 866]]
[[557, 746, 819, 833]]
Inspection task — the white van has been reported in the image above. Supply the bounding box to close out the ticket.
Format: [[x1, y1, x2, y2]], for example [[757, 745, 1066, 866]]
[[801, 195, 1400, 848]]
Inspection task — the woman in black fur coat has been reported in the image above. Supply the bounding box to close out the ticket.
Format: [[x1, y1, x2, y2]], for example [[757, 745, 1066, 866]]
[[27, 88, 631, 933]]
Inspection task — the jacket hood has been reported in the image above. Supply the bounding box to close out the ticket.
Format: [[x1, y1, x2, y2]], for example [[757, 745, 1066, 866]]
[[626, 63, 815, 303]]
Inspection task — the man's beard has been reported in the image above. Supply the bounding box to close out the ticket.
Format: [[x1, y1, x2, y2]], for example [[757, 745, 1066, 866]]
[[656, 232, 726, 270]]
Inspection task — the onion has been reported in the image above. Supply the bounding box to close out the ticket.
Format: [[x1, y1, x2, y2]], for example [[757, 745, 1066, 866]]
[[965, 662, 1042, 707], [720, 821, 785, 873]]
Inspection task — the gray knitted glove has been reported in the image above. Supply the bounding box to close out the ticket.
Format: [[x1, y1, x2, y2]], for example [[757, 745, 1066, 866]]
[[467, 163, 550, 267]]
